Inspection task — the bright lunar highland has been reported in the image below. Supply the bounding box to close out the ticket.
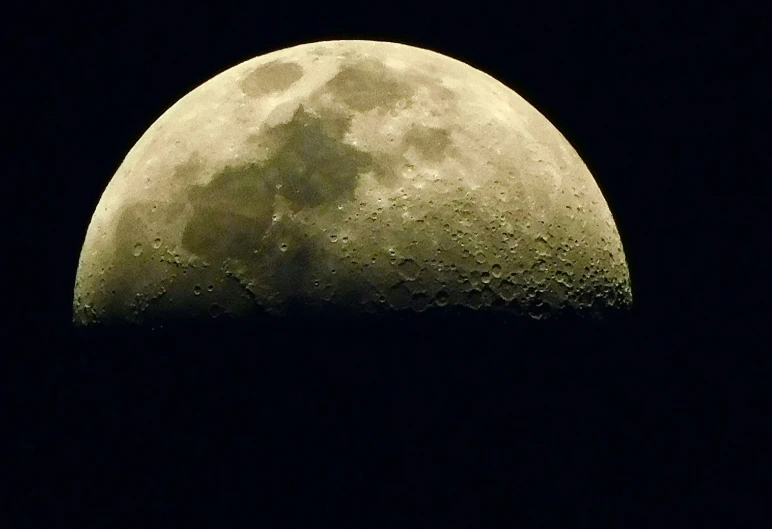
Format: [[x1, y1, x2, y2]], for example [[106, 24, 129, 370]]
[[73, 40, 632, 325]]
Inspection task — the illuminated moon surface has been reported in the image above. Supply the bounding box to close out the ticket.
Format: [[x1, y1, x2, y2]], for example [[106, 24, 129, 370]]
[[73, 40, 632, 325]]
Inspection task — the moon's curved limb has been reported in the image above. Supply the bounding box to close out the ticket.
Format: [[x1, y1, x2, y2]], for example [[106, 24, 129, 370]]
[[73, 40, 631, 325]]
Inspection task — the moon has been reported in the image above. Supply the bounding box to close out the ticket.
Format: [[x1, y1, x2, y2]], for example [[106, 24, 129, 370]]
[[73, 40, 632, 325]]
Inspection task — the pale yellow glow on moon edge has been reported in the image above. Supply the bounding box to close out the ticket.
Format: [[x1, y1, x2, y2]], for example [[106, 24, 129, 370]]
[[73, 40, 632, 325]]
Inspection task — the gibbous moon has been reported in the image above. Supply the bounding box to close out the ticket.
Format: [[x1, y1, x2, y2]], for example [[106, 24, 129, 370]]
[[73, 40, 631, 325]]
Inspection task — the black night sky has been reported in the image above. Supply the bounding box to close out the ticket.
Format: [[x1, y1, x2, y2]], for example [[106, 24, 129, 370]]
[[5, 3, 768, 527]]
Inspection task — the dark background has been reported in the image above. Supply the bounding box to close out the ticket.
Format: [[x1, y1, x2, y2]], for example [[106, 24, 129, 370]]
[[5, 2, 768, 527]]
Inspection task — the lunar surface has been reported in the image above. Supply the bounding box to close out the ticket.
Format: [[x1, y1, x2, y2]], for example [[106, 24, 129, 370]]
[[73, 40, 632, 325]]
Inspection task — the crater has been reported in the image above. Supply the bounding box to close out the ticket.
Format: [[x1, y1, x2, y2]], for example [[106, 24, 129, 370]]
[[239, 60, 304, 97]]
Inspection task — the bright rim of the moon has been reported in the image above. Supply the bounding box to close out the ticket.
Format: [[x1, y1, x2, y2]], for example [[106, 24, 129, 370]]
[[73, 40, 632, 325]]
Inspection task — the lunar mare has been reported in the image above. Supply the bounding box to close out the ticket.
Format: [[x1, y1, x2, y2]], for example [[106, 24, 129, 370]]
[[73, 40, 632, 325]]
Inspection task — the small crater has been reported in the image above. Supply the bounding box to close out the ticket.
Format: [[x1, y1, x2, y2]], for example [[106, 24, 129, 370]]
[[498, 280, 517, 302], [465, 289, 483, 310], [387, 282, 412, 310], [410, 292, 431, 312], [435, 290, 449, 306], [396, 258, 421, 281]]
